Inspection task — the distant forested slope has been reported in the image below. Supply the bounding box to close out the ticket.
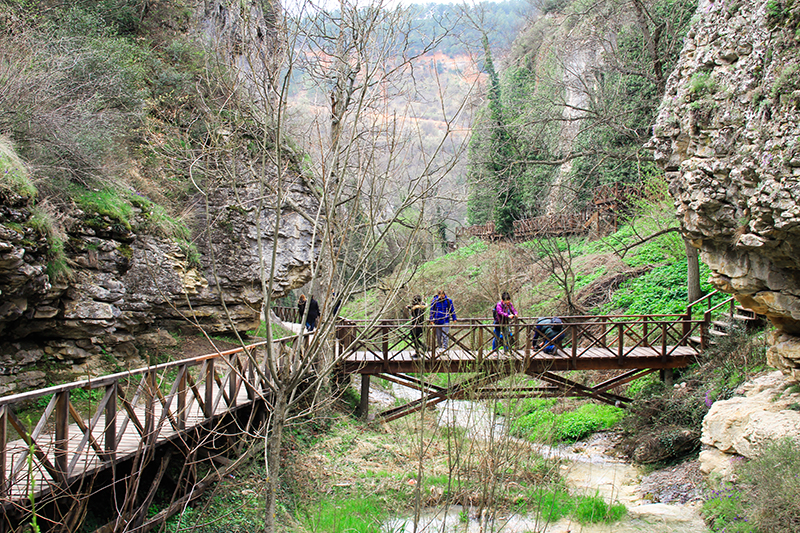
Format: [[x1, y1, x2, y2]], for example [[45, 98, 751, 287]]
[[466, 0, 697, 230]]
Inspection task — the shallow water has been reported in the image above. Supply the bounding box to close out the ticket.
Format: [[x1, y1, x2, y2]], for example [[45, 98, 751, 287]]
[[379, 383, 708, 533]]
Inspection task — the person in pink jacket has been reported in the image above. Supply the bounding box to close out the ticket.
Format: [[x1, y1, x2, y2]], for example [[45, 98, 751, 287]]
[[494, 291, 518, 350]]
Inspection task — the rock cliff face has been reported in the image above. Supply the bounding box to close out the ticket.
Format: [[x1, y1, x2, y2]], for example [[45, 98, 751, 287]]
[[649, 0, 800, 476], [0, 165, 318, 394], [0, 1, 319, 394], [650, 0, 800, 379]]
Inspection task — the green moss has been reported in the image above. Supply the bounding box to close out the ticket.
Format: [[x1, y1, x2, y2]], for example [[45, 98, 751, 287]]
[[688, 71, 718, 97], [771, 63, 800, 100], [117, 244, 133, 259], [76, 188, 134, 229]]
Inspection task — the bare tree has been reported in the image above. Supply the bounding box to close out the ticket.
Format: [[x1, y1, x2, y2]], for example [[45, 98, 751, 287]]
[[183, 1, 473, 530]]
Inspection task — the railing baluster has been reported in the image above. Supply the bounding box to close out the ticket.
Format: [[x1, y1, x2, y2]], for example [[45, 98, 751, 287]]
[[55, 391, 69, 482], [0, 405, 6, 497]]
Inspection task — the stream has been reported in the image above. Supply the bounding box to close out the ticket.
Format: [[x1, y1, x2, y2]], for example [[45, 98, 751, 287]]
[[371, 383, 709, 533]]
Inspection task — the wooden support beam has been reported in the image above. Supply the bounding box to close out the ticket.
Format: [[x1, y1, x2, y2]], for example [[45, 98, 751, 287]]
[[55, 391, 69, 482], [358, 375, 370, 419]]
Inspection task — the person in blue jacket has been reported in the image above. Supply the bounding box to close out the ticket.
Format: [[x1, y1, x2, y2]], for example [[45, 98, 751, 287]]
[[429, 289, 457, 350]]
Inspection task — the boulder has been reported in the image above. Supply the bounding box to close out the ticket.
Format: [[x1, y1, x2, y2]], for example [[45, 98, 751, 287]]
[[700, 371, 800, 478]]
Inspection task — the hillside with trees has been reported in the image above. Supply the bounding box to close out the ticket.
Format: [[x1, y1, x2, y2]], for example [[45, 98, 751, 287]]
[[466, 0, 697, 231]]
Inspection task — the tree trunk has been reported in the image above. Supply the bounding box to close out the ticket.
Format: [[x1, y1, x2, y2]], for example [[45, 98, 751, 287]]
[[265, 389, 287, 533], [685, 239, 702, 303]]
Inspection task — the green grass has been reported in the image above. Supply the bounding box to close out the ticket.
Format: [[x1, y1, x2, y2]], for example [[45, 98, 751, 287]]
[[247, 322, 298, 339], [0, 140, 36, 198], [599, 260, 714, 315], [521, 486, 626, 524], [300, 495, 385, 532], [76, 188, 134, 229], [573, 493, 627, 523], [511, 401, 624, 443]]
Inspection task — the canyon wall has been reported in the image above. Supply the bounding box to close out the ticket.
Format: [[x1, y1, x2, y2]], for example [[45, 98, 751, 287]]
[[649, 0, 800, 474], [0, 0, 319, 394]]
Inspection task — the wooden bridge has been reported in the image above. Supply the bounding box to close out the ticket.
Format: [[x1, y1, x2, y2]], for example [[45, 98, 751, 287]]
[[0, 292, 737, 531], [336, 312, 706, 421]]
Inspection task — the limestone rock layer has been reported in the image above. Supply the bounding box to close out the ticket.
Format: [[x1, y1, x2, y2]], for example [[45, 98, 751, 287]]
[[650, 0, 800, 378]]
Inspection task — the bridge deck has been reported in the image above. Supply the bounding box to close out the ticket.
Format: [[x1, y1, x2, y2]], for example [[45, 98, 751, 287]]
[[2, 381, 254, 502], [342, 345, 696, 374]]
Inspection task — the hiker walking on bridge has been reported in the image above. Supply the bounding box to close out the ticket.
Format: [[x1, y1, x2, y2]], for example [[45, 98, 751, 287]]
[[406, 295, 426, 356], [429, 289, 457, 351], [494, 292, 518, 350], [298, 294, 320, 331]]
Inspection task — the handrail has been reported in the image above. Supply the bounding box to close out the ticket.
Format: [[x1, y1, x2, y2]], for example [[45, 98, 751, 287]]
[[0, 332, 311, 407], [703, 295, 736, 322]]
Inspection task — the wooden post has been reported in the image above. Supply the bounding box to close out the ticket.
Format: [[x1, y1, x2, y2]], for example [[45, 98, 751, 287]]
[[617, 323, 624, 364], [643, 316, 649, 347], [600, 317, 607, 348], [682, 307, 691, 345], [229, 354, 237, 408], [205, 359, 214, 419], [525, 324, 531, 358], [661, 323, 668, 361], [477, 327, 483, 364], [0, 405, 6, 497], [178, 366, 187, 431], [381, 321, 389, 362], [55, 391, 69, 480], [571, 325, 578, 369], [145, 371, 155, 442], [357, 375, 370, 419], [105, 382, 117, 461]]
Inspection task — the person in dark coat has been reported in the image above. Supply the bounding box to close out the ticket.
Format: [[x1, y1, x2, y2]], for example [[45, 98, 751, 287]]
[[406, 295, 426, 356], [298, 294, 321, 331], [534, 317, 564, 353]]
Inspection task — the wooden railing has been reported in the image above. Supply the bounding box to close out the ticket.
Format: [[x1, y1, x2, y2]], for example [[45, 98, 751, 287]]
[[336, 313, 705, 366], [685, 290, 737, 348], [512, 211, 593, 238], [271, 305, 297, 323], [0, 332, 311, 504]]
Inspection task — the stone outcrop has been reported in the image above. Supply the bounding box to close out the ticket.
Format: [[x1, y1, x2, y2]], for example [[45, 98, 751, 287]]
[[649, 0, 800, 378], [700, 372, 800, 478], [0, 165, 318, 393]]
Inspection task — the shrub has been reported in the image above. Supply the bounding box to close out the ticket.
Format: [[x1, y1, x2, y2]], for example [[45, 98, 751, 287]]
[[737, 437, 800, 533], [0, 138, 36, 198], [703, 484, 756, 533], [28, 205, 72, 281]]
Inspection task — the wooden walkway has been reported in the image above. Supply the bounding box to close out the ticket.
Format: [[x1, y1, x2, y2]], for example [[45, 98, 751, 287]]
[[0, 333, 314, 531], [336, 313, 707, 420], [0, 291, 737, 528]]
